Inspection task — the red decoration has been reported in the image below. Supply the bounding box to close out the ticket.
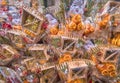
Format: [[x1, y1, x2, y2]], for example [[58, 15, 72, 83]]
[[89, 80, 93, 83], [1, 6, 8, 11], [41, 21, 48, 30], [0, 54, 6, 59], [2, 6, 8, 11], [33, 78, 39, 83], [6, 77, 12, 83], [35, 68, 41, 74], [2, 22, 12, 29]]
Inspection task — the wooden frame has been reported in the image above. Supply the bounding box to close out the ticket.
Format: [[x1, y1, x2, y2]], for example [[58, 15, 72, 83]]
[[56, 59, 95, 82], [112, 14, 120, 32], [21, 57, 36, 70], [0, 44, 20, 65], [101, 48, 120, 63], [21, 6, 45, 43], [7, 30, 26, 48], [61, 36, 78, 54], [0, 67, 22, 83], [43, 0, 60, 15], [28, 44, 50, 62], [50, 35, 61, 48], [40, 67, 59, 83], [101, 1, 120, 15], [68, 60, 89, 79]]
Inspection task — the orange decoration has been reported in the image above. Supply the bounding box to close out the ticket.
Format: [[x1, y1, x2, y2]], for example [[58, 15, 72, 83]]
[[66, 14, 84, 31], [109, 71, 117, 77], [72, 14, 81, 24], [23, 80, 30, 83], [63, 53, 72, 61], [113, 21, 118, 27], [101, 70, 109, 76], [24, 29, 36, 37], [96, 62, 117, 77], [107, 65, 115, 72], [39, 60, 47, 64], [50, 27, 59, 35], [96, 64, 107, 72], [98, 13, 110, 29], [58, 53, 72, 64], [68, 21, 77, 31], [84, 24, 95, 35], [117, 81, 120, 83], [1, 0, 7, 6], [91, 55, 98, 64], [13, 25, 22, 30], [77, 22, 83, 31], [16, 43, 24, 48], [57, 30, 64, 35], [58, 58, 64, 64], [30, 33, 36, 38], [67, 79, 82, 83]]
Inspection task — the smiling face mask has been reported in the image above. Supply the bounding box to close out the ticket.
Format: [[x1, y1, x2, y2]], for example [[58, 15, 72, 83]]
[[45, 14, 58, 28], [69, 0, 87, 15]]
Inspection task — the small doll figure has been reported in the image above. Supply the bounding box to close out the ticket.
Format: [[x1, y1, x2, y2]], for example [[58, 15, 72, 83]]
[[45, 14, 59, 28]]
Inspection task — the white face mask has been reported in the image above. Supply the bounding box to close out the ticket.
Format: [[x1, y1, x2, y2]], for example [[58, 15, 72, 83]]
[[12, 19, 20, 25], [45, 14, 58, 28], [69, 0, 87, 15], [45, 14, 54, 22]]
